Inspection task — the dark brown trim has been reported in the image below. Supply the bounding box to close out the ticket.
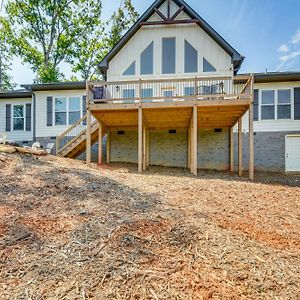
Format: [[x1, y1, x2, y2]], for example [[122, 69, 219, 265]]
[[154, 7, 167, 21], [140, 19, 200, 26], [171, 5, 185, 20]]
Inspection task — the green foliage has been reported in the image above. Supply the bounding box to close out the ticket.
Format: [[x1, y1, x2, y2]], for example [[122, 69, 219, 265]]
[[0, 18, 15, 91]]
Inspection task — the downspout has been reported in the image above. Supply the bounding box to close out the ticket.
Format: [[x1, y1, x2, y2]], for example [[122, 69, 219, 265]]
[[32, 92, 37, 142]]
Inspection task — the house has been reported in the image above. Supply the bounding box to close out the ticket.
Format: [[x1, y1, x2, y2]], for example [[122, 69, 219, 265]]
[[1, 0, 300, 175]]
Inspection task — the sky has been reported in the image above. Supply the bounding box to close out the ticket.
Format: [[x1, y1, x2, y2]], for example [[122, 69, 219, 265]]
[[6, 0, 300, 85]]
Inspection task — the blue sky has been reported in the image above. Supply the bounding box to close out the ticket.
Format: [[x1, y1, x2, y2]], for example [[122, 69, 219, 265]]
[[8, 0, 300, 84]]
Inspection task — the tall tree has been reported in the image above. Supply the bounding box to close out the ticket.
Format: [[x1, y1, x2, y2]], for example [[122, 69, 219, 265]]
[[0, 18, 15, 91], [69, 0, 139, 80], [1, 0, 102, 83]]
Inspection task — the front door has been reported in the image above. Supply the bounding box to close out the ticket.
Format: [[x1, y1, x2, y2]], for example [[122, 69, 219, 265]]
[[286, 136, 300, 172]]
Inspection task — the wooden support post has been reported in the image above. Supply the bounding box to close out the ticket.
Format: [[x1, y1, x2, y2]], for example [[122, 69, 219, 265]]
[[192, 106, 198, 176], [106, 129, 110, 163], [187, 125, 191, 170], [230, 126, 234, 173], [143, 125, 146, 171], [249, 103, 254, 180], [238, 117, 243, 176], [146, 129, 150, 167], [98, 121, 103, 165], [138, 107, 143, 173], [86, 109, 91, 166]]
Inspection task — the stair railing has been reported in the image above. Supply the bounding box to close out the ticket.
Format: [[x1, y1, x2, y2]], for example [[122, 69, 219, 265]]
[[56, 113, 97, 155]]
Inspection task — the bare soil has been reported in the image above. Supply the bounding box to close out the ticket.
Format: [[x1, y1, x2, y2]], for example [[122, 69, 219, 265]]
[[0, 153, 299, 299]]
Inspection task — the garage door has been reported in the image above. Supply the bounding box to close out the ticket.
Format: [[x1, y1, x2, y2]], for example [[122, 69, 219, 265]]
[[286, 136, 300, 172]]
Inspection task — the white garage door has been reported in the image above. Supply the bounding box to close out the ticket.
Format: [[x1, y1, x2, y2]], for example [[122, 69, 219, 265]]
[[286, 136, 300, 172]]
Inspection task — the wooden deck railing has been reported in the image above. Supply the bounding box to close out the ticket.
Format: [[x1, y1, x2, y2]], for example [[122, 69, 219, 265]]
[[87, 75, 253, 105], [56, 113, 97, 155]]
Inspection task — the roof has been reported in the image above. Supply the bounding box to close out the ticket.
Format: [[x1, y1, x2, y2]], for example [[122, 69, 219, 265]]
[[0, 90, 32, 99], [21, 81, 86, 91], [99, 0, 244, 74], [252, 72, 300, 83]]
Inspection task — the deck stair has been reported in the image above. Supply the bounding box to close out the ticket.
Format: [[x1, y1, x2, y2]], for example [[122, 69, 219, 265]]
[[56, 114, 99, 159]]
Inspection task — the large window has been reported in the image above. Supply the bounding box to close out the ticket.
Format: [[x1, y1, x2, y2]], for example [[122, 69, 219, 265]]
[[261, 90, 275, 120], [185, 40, 198, 73], [123, 89, 135, 103], [55, 97, 81, 125], [277, 89, 291, 119], [203, 58, 216, 72], [141, 42, 153, 75], [13, 105, 25, 131], [162, 37, 176, 74], [123, 61, 135, 76], [69, 97, 81, 124], [141, 88, 153, 102], [55, 97, 67, 125]]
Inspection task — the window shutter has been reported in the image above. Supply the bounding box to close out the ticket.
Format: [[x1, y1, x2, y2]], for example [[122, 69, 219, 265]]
[[82, 95, 87, 125], [254, 89, 259, 121], [5, 104, 11, 132], [26, 103, 32, 131], [47, 96, 53, 126], [294, 88, 300, 120]]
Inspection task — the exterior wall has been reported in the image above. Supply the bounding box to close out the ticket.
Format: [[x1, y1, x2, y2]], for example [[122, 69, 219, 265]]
[[234, 131, 300, 172], [149, 129, 188, 168], [198, 128, 229, 170], [236, 81, 300, 133], [107, 23, 233, 82], [109, 127, 230, 170], [0, 97, 33, 143], [35, 89, 86, 138], [110, 130, 138, 163]]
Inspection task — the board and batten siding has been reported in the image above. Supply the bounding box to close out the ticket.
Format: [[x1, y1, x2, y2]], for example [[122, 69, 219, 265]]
[[35, 89, 86, 138], [0, 97, 33, 142], [235, 81, 300, 133], [107, 23, 233, 82]]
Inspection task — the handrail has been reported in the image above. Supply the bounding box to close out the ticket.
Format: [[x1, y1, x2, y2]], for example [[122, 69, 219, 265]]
[[56, 113, 96, 155]]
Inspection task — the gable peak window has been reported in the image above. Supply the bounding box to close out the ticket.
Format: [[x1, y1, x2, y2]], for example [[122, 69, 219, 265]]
[[184, 40, 198, 73], [123, 61, 136, 76], [203, 57, 216, 72], [162, 37, 176, 74], [141, 42, 154, 75]]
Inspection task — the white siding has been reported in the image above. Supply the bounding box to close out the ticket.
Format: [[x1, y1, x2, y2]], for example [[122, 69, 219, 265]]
[[35, 89, 86, 138], [0, 97, 33, 142], [107, 24, 233, 81], [235, 81, 300, 133]]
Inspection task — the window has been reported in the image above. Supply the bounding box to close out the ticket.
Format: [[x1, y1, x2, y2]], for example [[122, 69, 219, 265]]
[[123, 61, 135, 76], [123, 89, 135, 103], [185, 40, 198, 73], [203, 58, 216, 72], [162, 38, 176, 74], [69, 97, 81, 124], [164, 90, 173, 97], [277, 89, 291, 119], [184, 87, 195, 96], [141, 88, 153, 102], [141, 42, 153, 75], [13, 105, 24, 131], [261, 90, 275, 120], [55, 97, 67, 125]]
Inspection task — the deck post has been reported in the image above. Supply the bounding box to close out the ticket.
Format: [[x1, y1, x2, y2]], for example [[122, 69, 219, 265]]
[[146, 129, 150, 167], [143, 125, 147, 171], [98, 121, 103, 165], [249, 103, 254, 180], [238, 117, 243, 176], [138, 107, 143, 173], [192, 105, 198, 176], [187, 125, 191, 170], [106, 129, 110, 163], [230, 126, 234, 173], [86, 109, 92, 166]]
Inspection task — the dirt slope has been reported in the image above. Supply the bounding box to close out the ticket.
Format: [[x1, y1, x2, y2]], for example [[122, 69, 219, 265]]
[[0, 153, 299, 299]]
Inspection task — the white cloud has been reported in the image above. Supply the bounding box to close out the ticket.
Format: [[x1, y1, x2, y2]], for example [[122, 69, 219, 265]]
[[277, 44, 289, 52], [292, 29, 300, 44], [280, 51, 300, 63]]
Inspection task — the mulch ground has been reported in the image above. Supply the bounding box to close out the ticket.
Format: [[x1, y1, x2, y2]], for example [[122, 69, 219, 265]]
[[0, 153, 299, 299]]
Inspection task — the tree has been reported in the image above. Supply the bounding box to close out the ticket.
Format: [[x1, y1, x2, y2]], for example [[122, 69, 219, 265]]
[[69, 0, 139, 80], [2, 0, 102, 83], [0, 18, 15, 91]]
